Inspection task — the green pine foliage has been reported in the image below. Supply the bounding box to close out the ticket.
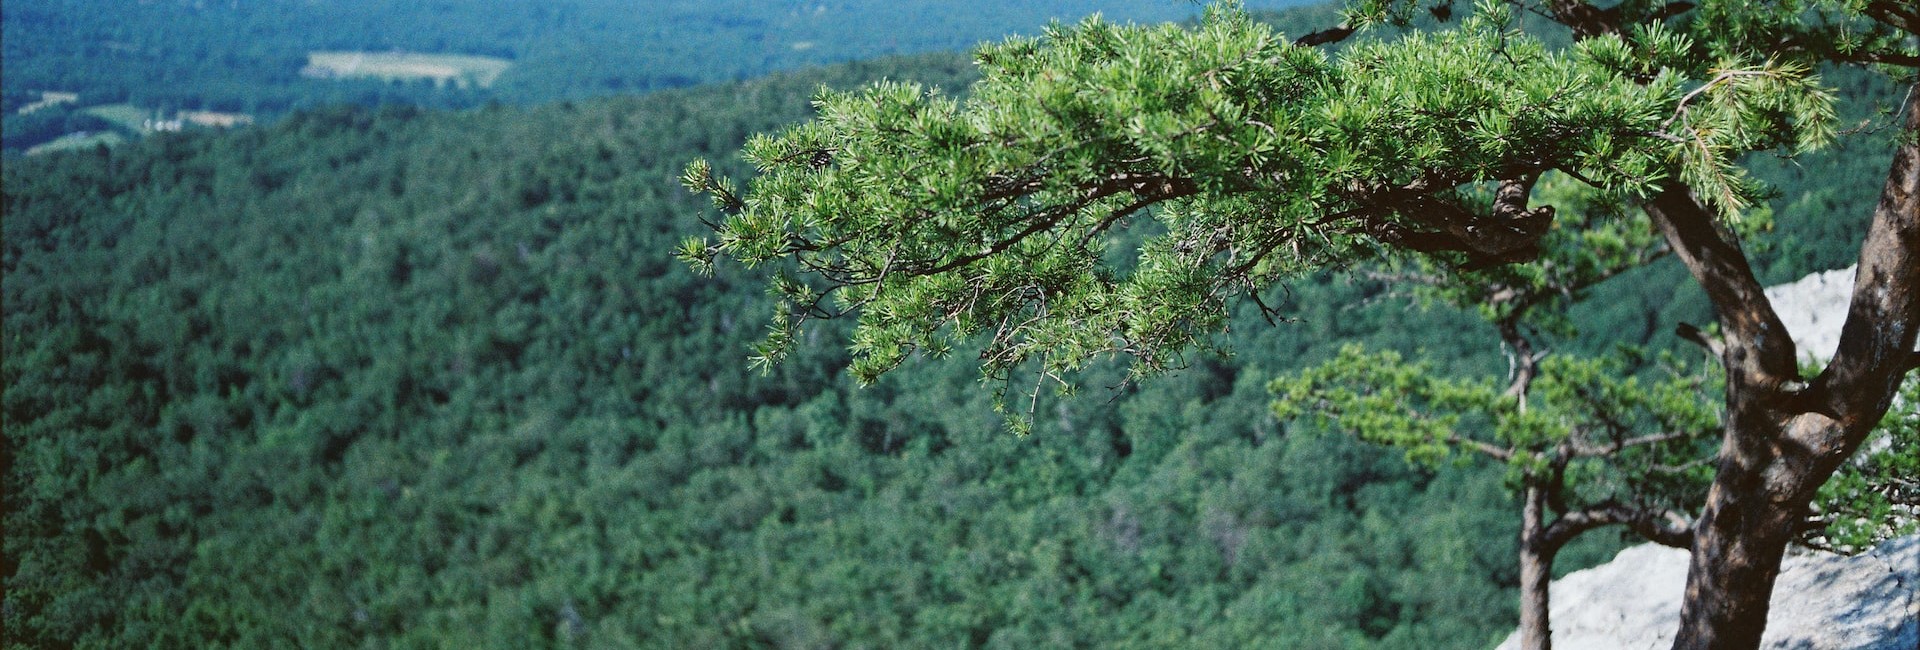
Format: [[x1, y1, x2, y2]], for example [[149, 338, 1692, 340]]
[[679, 0, 1911, 642], [682, 2, 1841, 420]]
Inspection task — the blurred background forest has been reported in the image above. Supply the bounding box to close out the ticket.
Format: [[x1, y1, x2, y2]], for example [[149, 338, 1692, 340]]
[[1, 1, 1903, 648]]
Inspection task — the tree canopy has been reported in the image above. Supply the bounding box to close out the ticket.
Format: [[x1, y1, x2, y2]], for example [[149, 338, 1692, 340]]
[[687, 1, 1918, 647], [684, 1, 1831, 399]]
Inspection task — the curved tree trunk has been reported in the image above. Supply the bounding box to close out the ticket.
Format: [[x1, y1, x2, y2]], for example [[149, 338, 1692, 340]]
[[1658, 86, 1920, 649]]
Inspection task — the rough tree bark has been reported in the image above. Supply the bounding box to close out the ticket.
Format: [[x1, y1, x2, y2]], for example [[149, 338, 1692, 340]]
[[1519, 481, 1557, 650], [1657, 86, 1920, 650]]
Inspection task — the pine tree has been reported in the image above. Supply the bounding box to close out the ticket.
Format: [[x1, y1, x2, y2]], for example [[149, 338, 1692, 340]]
[[685, 2, 1918, 647]]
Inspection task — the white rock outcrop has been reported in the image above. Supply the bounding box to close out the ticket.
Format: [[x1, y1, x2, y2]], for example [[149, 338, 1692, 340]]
[[1494, 534, 1919, 650], [1763, 265, 1856, 366]]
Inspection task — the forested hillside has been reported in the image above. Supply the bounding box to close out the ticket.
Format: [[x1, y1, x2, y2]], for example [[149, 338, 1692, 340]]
[[2, 9, 1902, 650]]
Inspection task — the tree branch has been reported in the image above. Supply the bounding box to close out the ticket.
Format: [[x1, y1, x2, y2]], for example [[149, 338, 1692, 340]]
[[1541, 0, 1695, 39], [1863, 0, 1920, 38], [1361, 173, 1556, 268], [1674, 322, 1726, 358], [1545, 0, 1620, 39], [1643, 184, 1800, 389], [909, 172, 1199, 278], [1801, 85, 1920, 437], [1448, 433, 1515, 461], [1544, 502, 1695, 550], [1569, 430, 1696, 458], [1294, 24, 1356, 48]]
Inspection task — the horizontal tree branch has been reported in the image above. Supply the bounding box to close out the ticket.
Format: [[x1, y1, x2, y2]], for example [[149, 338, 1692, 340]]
[[1358, 172, 1557, 268], [1544, 0, 1695, 39], [1570, 430, 1697, 458], [1545, 501, 1695, 550], [1294, 24, 1355, 48], [1449, 433, 1515, 461], [907, 172, 1200, 278], [1675, 322, 1726, 358]]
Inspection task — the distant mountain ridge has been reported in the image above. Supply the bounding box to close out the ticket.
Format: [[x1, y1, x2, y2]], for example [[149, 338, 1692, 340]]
[[2, 0, 1333, 154], [1, 0, 1326, 114]]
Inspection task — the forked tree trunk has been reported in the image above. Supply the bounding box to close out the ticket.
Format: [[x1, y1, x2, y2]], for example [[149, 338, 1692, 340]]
[[1667, 413, 1832, 647], [1660, 85, 1920, 649]]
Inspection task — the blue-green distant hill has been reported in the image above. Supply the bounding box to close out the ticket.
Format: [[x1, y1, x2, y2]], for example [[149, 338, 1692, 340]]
[[2, 0, 1321, 113], [2, 0, 1326, 153]]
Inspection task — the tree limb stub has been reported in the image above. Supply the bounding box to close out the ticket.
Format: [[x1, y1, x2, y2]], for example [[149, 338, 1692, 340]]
[[1645, 184, 1800, 390], [1294, 24, 1357, 48], [1675, 322, 1726, 358]]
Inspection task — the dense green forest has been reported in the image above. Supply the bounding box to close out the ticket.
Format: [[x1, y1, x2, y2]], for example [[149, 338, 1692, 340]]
[[2, 5, 1904, 649], [0, 0, 1321, 154]]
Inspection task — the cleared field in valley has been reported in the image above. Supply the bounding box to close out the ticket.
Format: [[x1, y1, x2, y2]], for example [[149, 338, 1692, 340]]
[[83, 104, 151, 132], [27, 132, 126, 156], [18, 91, 80, 115], [302, 51, 511, 88]]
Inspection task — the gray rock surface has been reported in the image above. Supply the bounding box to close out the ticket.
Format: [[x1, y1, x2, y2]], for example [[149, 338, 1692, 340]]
[[1494, 534, 1918, 649], [1763, 265, 1855, 366]]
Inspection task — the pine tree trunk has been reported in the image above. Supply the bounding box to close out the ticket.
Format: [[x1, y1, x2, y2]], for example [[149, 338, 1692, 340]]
[[1663, 83, 1920, 650], [1667, 414, 1815, 649], [1518, 482, 1555, 650]]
